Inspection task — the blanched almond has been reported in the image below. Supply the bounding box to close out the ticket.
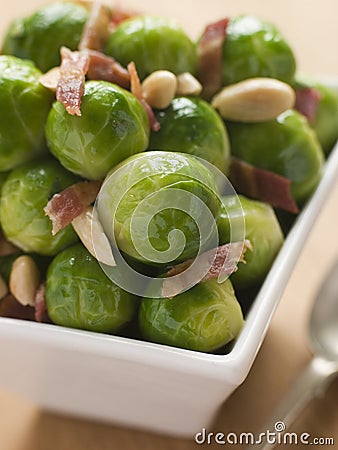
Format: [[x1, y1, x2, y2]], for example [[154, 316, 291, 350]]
[[142, 70, 177, 109], [176, 72, 202, 96], [39, 67, 61, 91], [211, 78, 296, 122], [72, 206, 116, 266], [9, 256, 40, 307]]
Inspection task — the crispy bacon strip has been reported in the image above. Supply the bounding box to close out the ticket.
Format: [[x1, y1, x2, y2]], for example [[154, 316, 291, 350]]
[[34, 283, 50, 323], [295, 87, 321, 123], [162, 240, 251, 298], [79, 2, 112, 51], [230, 157, 299, 214], [56, 47, 90, 116], [87, 50, 130, 88], [0, 294, 35, 321], [44, 180, 102, 235], [197, 18, 229, 99], [127, 61, 160, 132]]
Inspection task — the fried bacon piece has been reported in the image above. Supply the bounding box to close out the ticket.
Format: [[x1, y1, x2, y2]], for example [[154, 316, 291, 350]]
[[34, 283, 50, 323], [197, 18, 229, 99], [40, 51, 130, 91], [127, 61, 161, 132], [79, 2, 112, 51], [87, 50, 130, 88], [56, 47, 90, 116], [230, 157, 299, 214], [162, 240, 251, 298], [44, 180, 102, 235], [295, 87, 321, 123]]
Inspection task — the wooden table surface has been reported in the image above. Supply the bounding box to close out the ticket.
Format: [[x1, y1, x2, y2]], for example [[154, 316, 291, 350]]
[[0, 1, 337, 449]]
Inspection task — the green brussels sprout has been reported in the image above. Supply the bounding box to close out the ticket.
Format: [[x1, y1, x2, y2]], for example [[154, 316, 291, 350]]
[[46, 243, 138, 333], [45, 81, 150, 180], [220, 15, 296, 86], [148, 97, 230, 173], [105, 16, 197, 80], [296, 77, 338, 155], [2, 2, 88, 72], [217, 195, 284, 289], [0, 56, 53, 172], [97, 151, 221, 265], [0, 159, 78, 255], [226, 110, 325, 204], [139, 278, 243, 352]]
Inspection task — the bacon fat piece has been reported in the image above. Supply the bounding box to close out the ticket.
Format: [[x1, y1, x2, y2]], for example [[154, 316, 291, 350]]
[[230, 157, 299, 214], [44, 180, 102, 235], [295, 87, 321, 123], [56, 47, 90, 116], [79, 2, 112, 51], [162, 240, 251, 298], [127, 62, 161, 132], [197, 18, 229, 99], [87, 50, 130, 88]]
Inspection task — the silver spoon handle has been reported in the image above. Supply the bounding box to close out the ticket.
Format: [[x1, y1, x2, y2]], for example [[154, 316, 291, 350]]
[[246, 356, 338, 450]]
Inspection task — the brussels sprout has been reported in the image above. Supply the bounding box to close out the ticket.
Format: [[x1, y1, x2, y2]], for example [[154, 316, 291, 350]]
[[0, 159, 78, 255], [97, 151, 221, 265], [46, 81, 150, 180], [148, 97, 230, 173], [296, 77, 338, 155], [105, 16, 197, 80], [139, 278, 243, 352], [0, 56, 53, 172], [226, 110, 325, 204], [219, 15, 296, 86], [2, 2, 88, 72], [217, 195, 284, 289], [46, 243, 138, 333]]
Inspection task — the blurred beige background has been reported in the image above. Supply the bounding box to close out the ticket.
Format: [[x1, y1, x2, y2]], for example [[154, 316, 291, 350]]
[[0, 1, 338, 449]]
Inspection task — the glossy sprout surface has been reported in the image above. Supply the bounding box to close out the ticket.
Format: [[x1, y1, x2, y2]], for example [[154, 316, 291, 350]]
[[2, 2, 88, 72], [46, 81, 150, 180], [0, 56, 53, 171], [0, 159, 78, 255], [46, 244, 138, 332], [139, 278, 243, 352], [149, 97, 230, 174]]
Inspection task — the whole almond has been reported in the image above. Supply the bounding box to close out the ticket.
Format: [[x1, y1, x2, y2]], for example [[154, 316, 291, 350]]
[[9, 255, 40, 306], [142, 70, 177, 109], [211, 78, 296, 122], [176, 72, 202, 96]]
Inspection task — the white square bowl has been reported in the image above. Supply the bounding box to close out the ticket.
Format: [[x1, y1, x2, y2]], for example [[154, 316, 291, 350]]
[[0, 83, 337, 438]]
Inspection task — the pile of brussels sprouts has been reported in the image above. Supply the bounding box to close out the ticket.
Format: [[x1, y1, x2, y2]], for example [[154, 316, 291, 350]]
[[0, 2, 337, 353]]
